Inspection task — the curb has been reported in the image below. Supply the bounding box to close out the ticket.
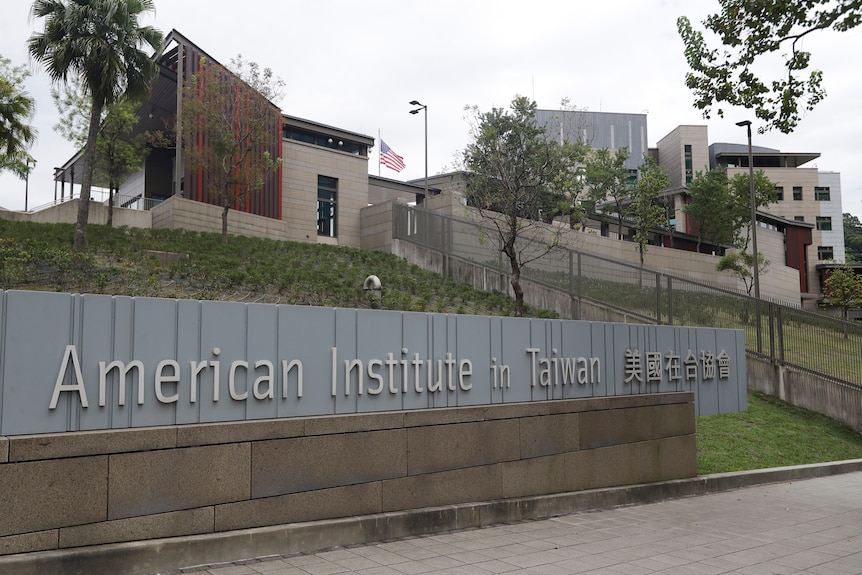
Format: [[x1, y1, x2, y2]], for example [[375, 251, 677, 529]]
[[3, 459, 862, 575]]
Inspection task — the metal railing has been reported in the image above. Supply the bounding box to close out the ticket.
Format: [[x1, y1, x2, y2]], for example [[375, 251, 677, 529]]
[[26, 190, 163, 214], [393, 204, 862, 387]]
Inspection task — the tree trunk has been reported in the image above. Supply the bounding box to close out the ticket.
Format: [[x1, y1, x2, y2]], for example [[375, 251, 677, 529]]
[[503, 232, 524, 316], [107, 178, 115, 228], [74, 99, 104, 249], [638, 246, 645, 289], [221, 204, 230, 244], [510, 268, 524, 317]]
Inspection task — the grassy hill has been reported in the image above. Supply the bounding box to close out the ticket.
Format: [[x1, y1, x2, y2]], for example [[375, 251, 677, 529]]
[[1, 219, 861, 474], [0, 219, 529, 316]]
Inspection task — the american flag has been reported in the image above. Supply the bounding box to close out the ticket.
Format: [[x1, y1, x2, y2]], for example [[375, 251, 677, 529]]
[[380, 140, 406, 172]]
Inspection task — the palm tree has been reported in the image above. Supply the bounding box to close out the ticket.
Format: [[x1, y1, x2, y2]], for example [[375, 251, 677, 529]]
[[28, 0, 162, 248], [0, 56, 37, 176]]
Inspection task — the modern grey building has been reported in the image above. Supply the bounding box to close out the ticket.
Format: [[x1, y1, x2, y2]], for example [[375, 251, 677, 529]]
[[536, 109, 648, 171]]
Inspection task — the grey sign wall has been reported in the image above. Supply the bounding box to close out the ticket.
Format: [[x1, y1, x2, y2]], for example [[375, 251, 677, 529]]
[[0, 290, 746, 436]]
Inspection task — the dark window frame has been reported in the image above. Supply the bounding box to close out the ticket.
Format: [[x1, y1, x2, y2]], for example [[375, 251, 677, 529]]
[[317, 175, 338, 237]]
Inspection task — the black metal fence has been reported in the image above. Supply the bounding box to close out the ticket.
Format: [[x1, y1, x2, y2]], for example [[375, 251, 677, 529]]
[[393, 204, 862, 387]]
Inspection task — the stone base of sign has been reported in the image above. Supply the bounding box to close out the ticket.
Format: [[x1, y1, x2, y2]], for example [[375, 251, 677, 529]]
[[0, 393, 695, 561]]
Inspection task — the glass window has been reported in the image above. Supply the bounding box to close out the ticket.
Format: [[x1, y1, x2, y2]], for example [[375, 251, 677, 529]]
[[317, 175, 337, 237], [816, 216, 832, 231], [793, 216, 804, 222], [775, 186, 784, 201], [814, 186, 831, 201], [817, 246, 834, 260], [792, 186, 802, 201], [684, 144, 693, 184]]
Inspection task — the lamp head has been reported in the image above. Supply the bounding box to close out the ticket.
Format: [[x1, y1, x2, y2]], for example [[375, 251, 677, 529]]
[[409, 100, 421, 106], [736, 120, 752, 127], [409, 109, 420, 115]]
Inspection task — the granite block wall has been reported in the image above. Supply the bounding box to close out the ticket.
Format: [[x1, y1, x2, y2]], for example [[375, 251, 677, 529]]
[[0, 393, 695, 557]]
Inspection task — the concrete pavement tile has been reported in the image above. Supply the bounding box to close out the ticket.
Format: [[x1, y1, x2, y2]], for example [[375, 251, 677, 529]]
[[391, 548, 441, 561], [470, 559, 522, 573], [730, 562, 804, 574], [248, 560, 296, 573], [773, 549, 844, 570], [629, 552, 695, 571], [316, 550, 361, 562], [474, 543, 544, 560], [519, 564, 581, 575], [332, 557, 384, 572], [412, 555, 466, 570], [444, 550, 498, 564], [353, 567, 404, 575], [652, 563, 727, 575], [599, 563, 656, 575], [808, 559, 862, 575], [299, 562, 351, 575], [344, 549, 405, 566], [384, 560, 435, 575], [207, 566, 257, 575]]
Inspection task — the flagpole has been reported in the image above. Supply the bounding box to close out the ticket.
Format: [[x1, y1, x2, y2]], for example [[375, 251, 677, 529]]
[[378, 129, 381, 177]]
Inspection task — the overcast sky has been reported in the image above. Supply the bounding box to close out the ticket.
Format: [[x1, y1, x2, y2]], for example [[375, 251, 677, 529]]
[[2, 0, 861, 218]]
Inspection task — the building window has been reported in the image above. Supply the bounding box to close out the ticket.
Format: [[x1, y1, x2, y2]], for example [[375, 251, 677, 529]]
[[816, 216, 832, 231], [684, 144, 693, 184], [814, 186, 831, 201], [794, 216, 804, 222], [818, 246, 834, 260], [317, 175, 337, 237], [792, 186, 802, 200], [775, 186, 784, 201]]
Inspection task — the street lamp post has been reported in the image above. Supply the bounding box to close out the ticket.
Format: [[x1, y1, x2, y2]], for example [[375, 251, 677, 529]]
[[24, 157, 35, 212], [736, 119, 761, 352], [409, 100, 428, 196]]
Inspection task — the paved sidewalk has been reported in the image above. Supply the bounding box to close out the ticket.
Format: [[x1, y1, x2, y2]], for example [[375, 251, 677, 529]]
[[179, 471, 862, 575]]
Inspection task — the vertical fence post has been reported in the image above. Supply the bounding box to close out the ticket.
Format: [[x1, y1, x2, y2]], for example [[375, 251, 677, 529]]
[[655, 272, 662, 324], [776, 306, 784, 364], [568, 250, 576, 319], [666, 276, 674, 326], [576, 251, 582, 303], [769, 302, 775, 361], [755, 298, 763, 355]]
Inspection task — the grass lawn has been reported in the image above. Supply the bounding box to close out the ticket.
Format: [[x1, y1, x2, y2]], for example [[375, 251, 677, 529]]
[[697, 390, 862, 475]]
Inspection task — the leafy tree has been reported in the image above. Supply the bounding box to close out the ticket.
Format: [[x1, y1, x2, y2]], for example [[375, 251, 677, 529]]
[[96, 99, 148, 226], [843, 212, 862, 263], [628, 157, 670, 269], [29, 0, 162, 249], [51, 76, 92, 149], [711, 170, 777, 295], [0, 55, 37, 177], [717, 251, 769, 296], [52, 78, 148, 226], [181, 55, 284, 244], [728, 170, 779, 251], [584, 147, 631, 240], [678, 1, 861, 133], [684, 168, 777, 252], [822, 264, 862, 325], [463, 96, 585, 317], [683, 168, 735, 252]]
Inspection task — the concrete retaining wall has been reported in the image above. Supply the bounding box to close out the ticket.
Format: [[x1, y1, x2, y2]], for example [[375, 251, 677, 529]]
[[393, 239, 649, 324], [0, 199, 152, 229], [0, 393, 695, 558], [748, 357, 862, 432]]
